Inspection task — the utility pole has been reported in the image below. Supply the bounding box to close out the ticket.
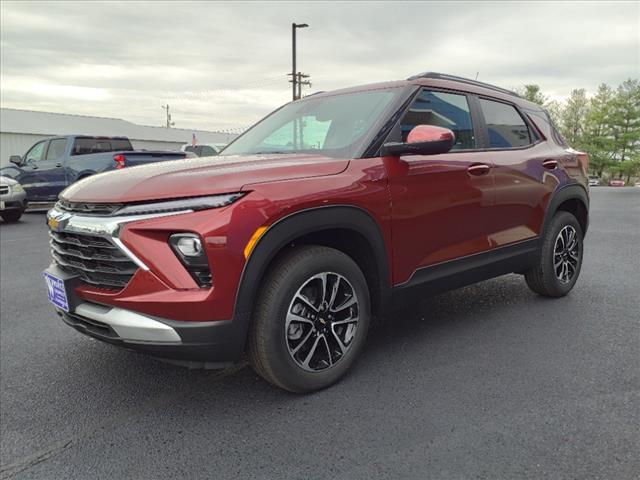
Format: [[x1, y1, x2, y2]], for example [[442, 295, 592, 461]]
[[297, 73, 311, 99], [290, 22, 308, 101], [161, 104, 175, 128]]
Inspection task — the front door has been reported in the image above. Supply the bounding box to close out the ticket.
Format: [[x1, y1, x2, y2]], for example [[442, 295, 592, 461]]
[[11, 140, 49, 201], [386, 89, 496, 284], [34, 138, 69, 201]]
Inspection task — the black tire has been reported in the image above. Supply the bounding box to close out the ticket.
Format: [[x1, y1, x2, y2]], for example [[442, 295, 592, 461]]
[[1, 210, 23, 223], [525, 211, 584, 297], [248, 245, 371, 393]]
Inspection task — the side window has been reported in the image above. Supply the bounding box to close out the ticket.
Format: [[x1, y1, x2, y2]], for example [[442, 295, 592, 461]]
[[200, 146, 217, 156], [479, 99, 532, 148], [400, 90, 475, 150], [45, 139, 67, 160], [25, 141, 47, 163]]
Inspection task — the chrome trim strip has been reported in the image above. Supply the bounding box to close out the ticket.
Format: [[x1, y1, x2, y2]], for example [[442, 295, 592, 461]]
[[47, 208, 193, 270], [74, 303, 181, 343], [112, 237, 150, 271]]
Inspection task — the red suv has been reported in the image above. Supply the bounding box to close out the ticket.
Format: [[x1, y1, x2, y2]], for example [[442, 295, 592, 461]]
[[44, 72, 589, 392]]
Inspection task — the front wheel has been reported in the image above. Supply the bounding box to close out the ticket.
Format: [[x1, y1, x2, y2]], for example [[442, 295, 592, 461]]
[[1, 210, 23, 223], [525, 211, 584, 297], [248, 245, 370, 393]]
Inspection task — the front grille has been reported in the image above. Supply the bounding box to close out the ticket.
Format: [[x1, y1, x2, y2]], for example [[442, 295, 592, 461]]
[[57, 199, 123, 216], [0, 185, 9, 195], [50, 231, 137, 290]]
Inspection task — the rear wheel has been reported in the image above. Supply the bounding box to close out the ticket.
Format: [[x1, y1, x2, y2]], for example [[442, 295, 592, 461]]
[[1, 210, 23, 223], [248, 245, 370, 393], [525, 211, 583, 297]]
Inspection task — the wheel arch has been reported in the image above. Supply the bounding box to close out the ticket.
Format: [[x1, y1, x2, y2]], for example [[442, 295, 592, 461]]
[[233, 206, 392, 337], [74, 170, 96, 181], [543, 184, 589, 237]]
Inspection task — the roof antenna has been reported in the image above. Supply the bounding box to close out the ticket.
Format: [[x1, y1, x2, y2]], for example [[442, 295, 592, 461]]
[[475, 72, 479, 80]]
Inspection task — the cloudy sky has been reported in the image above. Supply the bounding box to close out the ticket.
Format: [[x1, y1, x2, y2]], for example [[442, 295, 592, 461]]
[[1, 1, 638, 133]]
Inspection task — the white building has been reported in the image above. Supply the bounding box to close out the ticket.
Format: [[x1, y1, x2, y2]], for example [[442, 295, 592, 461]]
[[0, 108, 238, 165]]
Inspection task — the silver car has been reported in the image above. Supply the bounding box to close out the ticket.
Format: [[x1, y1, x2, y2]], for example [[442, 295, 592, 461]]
[[0, 176, 28, 223]]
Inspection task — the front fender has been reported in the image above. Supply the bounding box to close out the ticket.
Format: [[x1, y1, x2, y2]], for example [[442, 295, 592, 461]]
[[232, 205, 392, 326]]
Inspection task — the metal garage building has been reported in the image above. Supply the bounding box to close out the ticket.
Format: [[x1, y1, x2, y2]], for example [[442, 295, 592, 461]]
[[0, 108, 238, 166]]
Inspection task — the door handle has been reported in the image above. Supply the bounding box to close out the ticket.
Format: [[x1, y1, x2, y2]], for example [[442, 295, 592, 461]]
[[542, 159, 558, 169], [55, 162, 63, 167], [467, 163, 491, 176]]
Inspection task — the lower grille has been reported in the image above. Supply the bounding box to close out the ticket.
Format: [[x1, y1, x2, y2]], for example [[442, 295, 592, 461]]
[[0, 185, 9, 195], [61, 310, 118, 339], [50, 231, 137, 290]]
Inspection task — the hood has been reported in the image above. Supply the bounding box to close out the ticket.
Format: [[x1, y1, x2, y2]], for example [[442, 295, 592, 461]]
[[61, 154, 349, 203], [0, 176, 19, 186]]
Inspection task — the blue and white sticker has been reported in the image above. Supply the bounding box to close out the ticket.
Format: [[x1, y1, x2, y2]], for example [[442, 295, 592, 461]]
[[43, 271, 69, 312]]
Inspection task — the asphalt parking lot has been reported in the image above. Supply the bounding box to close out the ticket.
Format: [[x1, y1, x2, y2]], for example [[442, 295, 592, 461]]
[[1, 188, 639, 479]]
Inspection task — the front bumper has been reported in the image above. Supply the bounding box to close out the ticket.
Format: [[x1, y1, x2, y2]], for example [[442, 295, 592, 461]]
[[58, 301, 247, 367], [46, 264, 248, 367], [0, 189, 28, 212], [44, 202, 256, 365]]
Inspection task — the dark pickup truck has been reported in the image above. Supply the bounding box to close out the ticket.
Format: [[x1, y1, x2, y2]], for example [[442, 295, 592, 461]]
[[1, 135, 190, 203]]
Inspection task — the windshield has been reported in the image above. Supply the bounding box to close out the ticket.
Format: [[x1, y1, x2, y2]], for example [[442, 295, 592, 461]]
[[221, 88, 402, 158]]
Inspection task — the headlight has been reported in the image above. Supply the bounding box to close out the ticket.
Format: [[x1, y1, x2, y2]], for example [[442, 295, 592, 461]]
[[12, 184, 24, 193], [115, 193, 244, 217]]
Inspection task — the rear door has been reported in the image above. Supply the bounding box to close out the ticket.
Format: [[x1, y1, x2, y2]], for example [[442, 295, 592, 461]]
[[386, 89, 496, 284], [477, 97, 556, 244]]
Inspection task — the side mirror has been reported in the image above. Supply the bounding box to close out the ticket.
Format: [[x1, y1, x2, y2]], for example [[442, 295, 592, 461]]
[[381, 125, 455, 157], [9, 155, 23, 166]]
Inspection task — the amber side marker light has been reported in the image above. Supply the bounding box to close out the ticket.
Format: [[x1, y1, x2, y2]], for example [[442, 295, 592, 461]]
[[244, 226, 267, 259]]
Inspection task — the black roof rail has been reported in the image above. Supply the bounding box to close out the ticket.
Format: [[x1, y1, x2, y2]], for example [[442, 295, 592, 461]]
[[407, 72, 520, 97]]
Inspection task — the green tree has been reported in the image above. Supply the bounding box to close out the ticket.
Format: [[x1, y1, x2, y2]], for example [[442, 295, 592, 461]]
[[545, 99, 564, 130], [581, 83, 616, 177], [560, 88, 589, 147], [519, 84, 547, 105], [610, 79, 640, 166], [616, 158, 640, 184]]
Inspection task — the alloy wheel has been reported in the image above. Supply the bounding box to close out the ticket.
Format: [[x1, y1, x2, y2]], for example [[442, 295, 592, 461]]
[[285, 272, 359, 372], [553, 225, 580, 284]]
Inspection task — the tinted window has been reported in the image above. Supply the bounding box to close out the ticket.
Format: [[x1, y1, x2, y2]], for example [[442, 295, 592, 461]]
[[200, 146, 217, 156], [25, 141, 47, 163], [480, 99, 531, 148], [111, 139, 133, 151], [72, 138, 132, 155], [221, 89, 401, 159], [400, 90, 475, 150], [45, 139, 67, 160]]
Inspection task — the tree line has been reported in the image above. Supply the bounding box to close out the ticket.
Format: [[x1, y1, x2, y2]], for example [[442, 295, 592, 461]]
[[517, 79, 640, 184]]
